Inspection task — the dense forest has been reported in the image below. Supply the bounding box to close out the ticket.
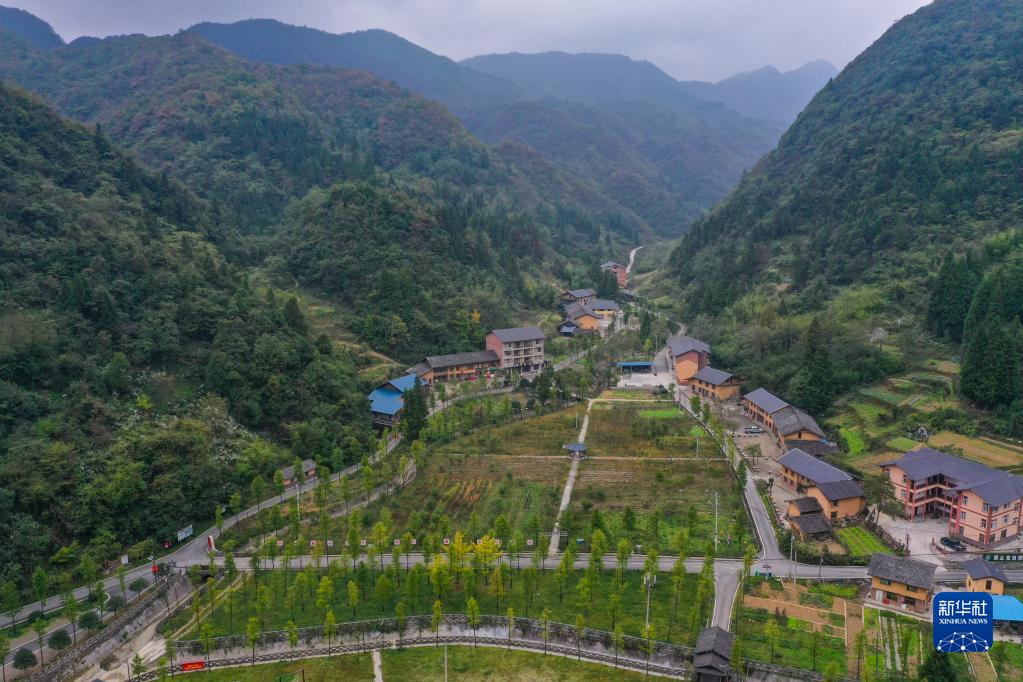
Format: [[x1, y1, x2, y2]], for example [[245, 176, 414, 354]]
[[0, 82, 375, 591], [668, 0, 1023, 430]]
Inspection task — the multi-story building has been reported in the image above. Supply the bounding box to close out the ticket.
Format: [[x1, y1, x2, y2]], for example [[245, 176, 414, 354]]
[[667, 335, 711, 384], [777, 448, 856, 493], [407, 351, 499, 383], [486, 327, 546, 374], [867, 553, 935, 613], [691, 367, 741, 402], [880, 447, 1023, 548], [807, 480, 867, 520], [741, 388, 825, 447]]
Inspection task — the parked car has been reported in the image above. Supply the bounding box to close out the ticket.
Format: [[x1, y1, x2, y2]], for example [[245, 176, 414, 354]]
[[744, 425, 764, 434], [939, 536, 965, 552]]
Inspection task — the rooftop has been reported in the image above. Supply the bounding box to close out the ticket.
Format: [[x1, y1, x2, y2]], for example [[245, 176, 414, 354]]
[[693, 626, 733, 673], [783, 439, 839, 457], [868, 553, 935, 590], [590, 298, 620, 310], [565, 302, 598, 321], [423, 350, 499, 370], [601, 260, 625, 269], [742, 387, 789, 414], [692, 366, 734, 386], [993, 595, 1023, 622], [791, 513, 831, 535], [813, 479, 865, 501], [964, 558, 1008, 583], [667, 335, 711, 358], [281, 459, 316, 479], [564, 288, 596, 299], [490, 326, 546, 343], [778, 448, 853, 485], [882, 447, 1023, 507], [789, 497, 823, 514], [368, 386, 405, 416], [773, 405, 825, 438]]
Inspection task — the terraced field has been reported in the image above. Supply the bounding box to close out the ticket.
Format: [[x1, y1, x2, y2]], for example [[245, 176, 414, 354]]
[[586, 401, 703, 458], [927, 432, 1023, 469]]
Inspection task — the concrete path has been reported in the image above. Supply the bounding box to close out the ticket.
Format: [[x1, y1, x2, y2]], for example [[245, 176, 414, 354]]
[[372, 648, 383, 681], [548, 399, 592, 558], [625, 246, 643, 275]]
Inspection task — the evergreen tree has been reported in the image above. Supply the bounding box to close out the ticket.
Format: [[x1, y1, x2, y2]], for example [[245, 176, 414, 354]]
[[916, 649, 963, 681], [788, 316, 836, 414], [927, 252, 978, 342], [401, 379, 429, 441], [961, 317, 1018, 408]]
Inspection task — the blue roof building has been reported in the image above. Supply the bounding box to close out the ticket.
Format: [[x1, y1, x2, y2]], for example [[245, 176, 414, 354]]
[[368, 373, 420, 426]]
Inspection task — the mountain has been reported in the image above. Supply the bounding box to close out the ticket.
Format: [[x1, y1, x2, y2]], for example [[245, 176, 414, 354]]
[[668, 0, 1023, 429], [188, 20, 789, 235], [0, 81, 375, 585], [677, 59, 838, 124], [0, 4, 63, 49], [190, 20, 522, 116]]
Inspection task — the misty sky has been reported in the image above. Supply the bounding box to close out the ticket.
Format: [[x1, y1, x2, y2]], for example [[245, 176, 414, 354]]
[[12, 0, 932, 81]]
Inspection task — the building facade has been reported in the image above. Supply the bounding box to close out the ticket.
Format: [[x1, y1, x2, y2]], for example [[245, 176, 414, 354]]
[[561, 288, 597, 304], [880, 447, 1023, 548], [408, 351, 499, 383], [807, 480, 867, 520], [667, 335, 711, 384], [741, 388, 824, 447], [486, 327, 546, 373], [691, 367, 741, 402], [601, 261, 628, 288], [964, 558, 1007, 595], [777, 448, 854, 494], [867, 553, 934, 613]]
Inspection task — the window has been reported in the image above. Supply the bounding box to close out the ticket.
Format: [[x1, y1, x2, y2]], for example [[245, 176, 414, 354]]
[[831, 512, 837, 520], [1004, 515, 1009, 524], [986, 580, 993, 590], [961, 511, 967, 521], [983, 503, 989, 513], [904, 597, 916, 606], [906, 586, 917, 593], [963, 496, 969, 505], [981, 519, 987, 529], [879, 579, 892, 586], [831, 500, 838, 507]]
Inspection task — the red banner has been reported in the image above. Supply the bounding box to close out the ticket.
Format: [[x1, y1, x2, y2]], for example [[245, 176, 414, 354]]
[[181, 661, 206, 672]]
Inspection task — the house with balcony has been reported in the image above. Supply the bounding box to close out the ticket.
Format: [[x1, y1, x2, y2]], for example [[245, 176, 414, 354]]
[[777, 448, 855, 494], [880, 447, 1023, 548], [486, 327, 546, 374], [667, 335, 711, 384], [867, 553, 935, 613], [407, 351, 499, 384], [691, 367, 741, 402]]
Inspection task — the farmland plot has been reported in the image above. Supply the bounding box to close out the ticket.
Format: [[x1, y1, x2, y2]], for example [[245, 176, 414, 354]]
[[585, 401, 703, 458], [433, 403, 586, 457], [927, 432, 1023, 469]]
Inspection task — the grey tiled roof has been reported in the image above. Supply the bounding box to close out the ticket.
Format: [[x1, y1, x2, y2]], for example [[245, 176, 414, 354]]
[[590, 298, 620, 310], [490, 327, 546, 343], [790, 497, 823, 514], [882, 447, 1023, 507], [694, 626, 733, 672], [742, 387, 788, 414], [814, 479, 865, 501], [565, 302, 598, 321], [964, 558, 1008, 583], [601, 260, 624, 269], [424, 350, 499, 369], [564, 288, 596, 299], [868, 553, 935, 589], [667, 335, 711, 358], [778, 448, 852, 484], [773, 405, 825, 438], [692, 366, 734, 385], [281, 459, 316, 479], [791, 513, 831, 535], [784, 439, 839, 457]]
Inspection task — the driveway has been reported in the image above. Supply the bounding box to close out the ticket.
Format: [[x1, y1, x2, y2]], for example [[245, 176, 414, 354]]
[[874, 511, 950, 566]]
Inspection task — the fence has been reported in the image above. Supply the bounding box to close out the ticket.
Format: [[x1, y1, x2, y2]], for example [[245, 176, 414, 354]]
[[164, 614, 694, 679]]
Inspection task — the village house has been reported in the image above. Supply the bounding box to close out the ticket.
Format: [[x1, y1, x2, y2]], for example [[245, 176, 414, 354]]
[[691, 367, 741, 402], [588, 298, 621, 322], [368, 373, 420, 427], [964, 558, 1008, 595], [787, 496, 824, 518], [407, 351, 499, 384], [667, 335, 711, 384], [807, 480, 867, 520], [741, 388, 825, 447], [281, 458, 318, 487], [486, 327, 546, 374], [561, 288, 597, 304], [880, 447, 1023, 548], [867, 553, 935, 613], [562, 302, 601, 334], [785, 497, 832, 541], [777, 448, 855, 493], [601, 260, 628, 288], [783, 439, 840, 458]]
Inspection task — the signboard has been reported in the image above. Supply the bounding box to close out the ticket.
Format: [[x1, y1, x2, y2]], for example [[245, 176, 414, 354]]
[[394, 539, 401, 546], [411, 538, 417, 545], [181, 661, 206, 672], [310, 540, 317, 547], [360, 539, 367, 546], [120, 555, 130, 566], [277, 540, 285, 547], [526, 539, 534, 546], [984, 552, 1023, 562], [177, 524, 194, 542], [443, 538, 450, 546], [933, 592, 992, 652], [326, 540, 334, 547]]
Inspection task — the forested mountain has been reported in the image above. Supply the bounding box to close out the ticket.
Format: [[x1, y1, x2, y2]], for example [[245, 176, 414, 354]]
[[0, 4, 62, 50], [186, 19, 791, 235], [0, 82, 375, 587], [677, 60, 838, 124], [669, 0, 1023, 432]]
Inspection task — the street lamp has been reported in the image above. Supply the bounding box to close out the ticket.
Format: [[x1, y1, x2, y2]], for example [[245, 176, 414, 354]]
[[643, 573, 657, 627]]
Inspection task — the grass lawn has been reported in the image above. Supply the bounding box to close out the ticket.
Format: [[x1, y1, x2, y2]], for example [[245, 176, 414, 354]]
[[585, 401, 703, 458], [992, 641, 1023, 680], [334, 454, 567, 544], [567, 459, 752, 557], [174, 655, 373, 680], [382, 645, 648, 680], [835, 527, 889, 557], [736, 607, 846, 675], [188, 567, 709, 647], [433, 404, 586, 457]]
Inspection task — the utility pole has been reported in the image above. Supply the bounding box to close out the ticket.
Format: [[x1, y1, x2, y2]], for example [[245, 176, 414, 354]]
[[444, 644, 448, 682], [714, 493, 719, 552], [818, 547, 823, 583], [643, 573, 656, 627]]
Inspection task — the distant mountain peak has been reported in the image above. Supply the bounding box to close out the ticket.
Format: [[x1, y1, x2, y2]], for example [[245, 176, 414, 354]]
[[0, 5, 64, 50]]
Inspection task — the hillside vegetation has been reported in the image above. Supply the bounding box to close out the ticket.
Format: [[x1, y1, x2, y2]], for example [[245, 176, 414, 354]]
[[668, 0, 1023, 433]]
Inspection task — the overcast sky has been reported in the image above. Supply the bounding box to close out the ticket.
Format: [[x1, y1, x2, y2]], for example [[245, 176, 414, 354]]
[[13, 0, 932, 81]]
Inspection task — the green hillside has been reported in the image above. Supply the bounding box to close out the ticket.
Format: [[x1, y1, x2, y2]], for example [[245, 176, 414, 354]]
[[0, 82, 374, 587], [667, 0, 1023, 431]]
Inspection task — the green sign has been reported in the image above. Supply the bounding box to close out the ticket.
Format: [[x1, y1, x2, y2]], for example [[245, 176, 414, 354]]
[[983, 553, 1023, 562], [277, 672, 304, 682]]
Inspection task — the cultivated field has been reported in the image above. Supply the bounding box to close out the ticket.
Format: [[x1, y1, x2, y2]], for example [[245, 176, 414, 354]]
[[433, 404, 586, 457], [926, 431, 1023, 469], [834, 527, 889, 557], [568, 459, 750, 556], [585, 401, 703, 458]]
